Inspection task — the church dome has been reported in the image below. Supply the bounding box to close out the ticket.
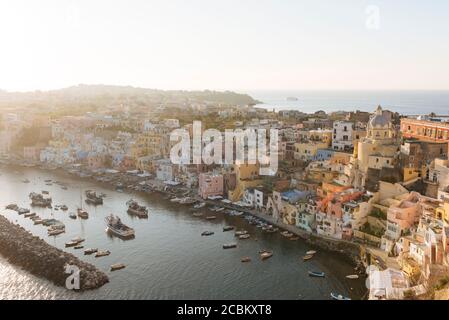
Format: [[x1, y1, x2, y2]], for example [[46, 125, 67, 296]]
[[368, 105, 391, 128]]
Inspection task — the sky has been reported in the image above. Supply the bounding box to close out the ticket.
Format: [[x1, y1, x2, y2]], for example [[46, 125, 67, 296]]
[[0, 0, 449, 92]]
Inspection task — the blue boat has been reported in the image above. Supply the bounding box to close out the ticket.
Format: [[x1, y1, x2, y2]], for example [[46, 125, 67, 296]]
[[308, 271, 325, 278]]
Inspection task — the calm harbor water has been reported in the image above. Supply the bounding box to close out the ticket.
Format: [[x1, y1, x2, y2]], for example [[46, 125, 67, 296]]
[[0, 165, 366, 300], [249, 90, 449, 115]]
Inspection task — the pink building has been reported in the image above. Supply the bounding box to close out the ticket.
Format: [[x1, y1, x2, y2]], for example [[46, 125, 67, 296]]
[[199, 173, 224, 199], [387, 193, 421, 231]]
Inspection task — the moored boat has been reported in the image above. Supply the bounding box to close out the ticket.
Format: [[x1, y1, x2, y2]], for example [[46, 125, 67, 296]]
[[192, 212, 203, 217], [29, 192, 52, 208], [331, 293, 351, 300], [48, 229, 65, 236], [85, 190, 103, 205], [303, 254, 314, 261], [193, 202, 206, 209], [346, 275, 359, 280], [306, 250, 317, 255], [241, 257, 251, 263], [111, 263, 126, 271], [280, 231, 294, 238], [77, 208, 89, 219], [126, 199, 148, 218], [223, 226, 235, 232], [105, 214, 135, 238], [69, 212, 77, 219], [95, 250, 111, 258], [235, 230, 248, 237], [201, 231, 214, 236], [65, 241, 79, 248], [308, 271, 325, 278], [84, 248, 98, 255], [205, 215, 217, 220], [260, 251, 273, 260], [223, 243, 237, 249], [239, 234, 251, 240]]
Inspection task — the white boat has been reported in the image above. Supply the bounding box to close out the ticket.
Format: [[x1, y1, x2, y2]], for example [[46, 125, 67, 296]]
[[346, 275, 359, 280], [306, 250, 317, 255], [105, 214, 135, 238], [331, 293, 351, 301]]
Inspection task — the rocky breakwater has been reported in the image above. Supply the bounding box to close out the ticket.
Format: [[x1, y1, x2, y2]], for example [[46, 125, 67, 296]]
[[0, 215, 109, 290]]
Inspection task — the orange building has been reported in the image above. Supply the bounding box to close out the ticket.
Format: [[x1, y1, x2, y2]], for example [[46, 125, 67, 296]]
[[401, 118, 449, 144]]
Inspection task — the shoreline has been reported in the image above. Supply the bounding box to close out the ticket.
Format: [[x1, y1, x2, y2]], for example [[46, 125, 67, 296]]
[[0, 215, 109, 291]]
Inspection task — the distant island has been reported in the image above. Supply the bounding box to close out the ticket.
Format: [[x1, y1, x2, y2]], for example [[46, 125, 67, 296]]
[[0, 84, 261, 109]]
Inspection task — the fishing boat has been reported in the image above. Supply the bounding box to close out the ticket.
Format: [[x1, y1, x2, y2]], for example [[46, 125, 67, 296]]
[[60, 205, 68, 211], [306, 250, 317, 255], [205, 215, 217, 220], [105, 214, 135, 238], [33, 219, 43, 225], [201, 231, 214, 236], [308, 271, 326, 278], [126, 199, 149, 218], [71, 237, 85, 243], [24, 212, 35, 218], [346, 275, 359, 280], [74, 245, 84, 250], [303, 254, 314, 261], [95, 250, 111, 258], [223, 243, 237, 249], [5, 204, 18, 211], [17, 208, 30, 215], [239, 234, 251, 240], [179, 197, 197, 205], [260, 251, 273, 260], [111, 263, 126, 271], [241, 257, 251, 263], [69, 212, 77, 219], [84, 248, 98, 255], [223, 226, 235, 232], [331, 293, 351, 301], [85, 190, 103, 205]]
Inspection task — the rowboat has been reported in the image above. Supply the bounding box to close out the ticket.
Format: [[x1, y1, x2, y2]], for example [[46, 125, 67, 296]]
[[260, 251, 273, 260], [111, 263, 126, 271], [239, 234, 251, 240], [201, 231, 214, 236], [303, 254, 314, 261], [241, 257, 251, 263], [205, 215, 217, 220], [84, 248, 98, 255], [346, 275, 359, 280], [308, 271, 325, 278], [95, 250, 111, 258], [306, 250, 317, 255], [223, 243, 237, 249], [223, 226, 234, 232], [331, 293, 351, 300]]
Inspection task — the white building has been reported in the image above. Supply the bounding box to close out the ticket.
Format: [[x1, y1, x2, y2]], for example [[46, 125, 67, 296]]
[[332, 121, 354, 151]]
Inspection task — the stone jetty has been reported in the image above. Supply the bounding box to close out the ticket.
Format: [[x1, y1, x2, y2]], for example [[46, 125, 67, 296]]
[[0, 215, 109, 290]]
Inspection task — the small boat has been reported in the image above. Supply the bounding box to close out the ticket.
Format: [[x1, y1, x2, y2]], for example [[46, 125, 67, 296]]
[[331, 293, 351, 301], [111, 263, 126, 271], [44, 179, 52, 183], [201, 231, 214, 236], [48, 229, 65, 236], [223, 243, 237, 249], [33, 219, 43, 225], [126, 199, 148, 218], [74, 245, 84, 250], [193, 202, 206, 209], [61, 186, 68, 190], [84, 248, 98, 255], [290, 236, 299, 241], [235, 230, 248, 237], [205, 215, 217, 220], [42, 191, 49, 195], [105, 214, 135, 238], [306, 250, 317, 255], [95, 250, 111, 258], [346, 275, 359, 280], [192, 212, 203, 217], [260, 251, 273, 260], [77, 208, 89, 219], [60, 205, 68, 211], [280, 231, 294, 238], [17, 208, 30, 215], [241, 257, 251, 263], [71, 237, 85, 243], [69, 212, 77, 219], [65, 241, 79, 248], [303, 254, 314, 261], [239, 234, 251, 240], [308, 271, 325, 278], [223, 226, 235, 232], [5, 204, 18, 211], [24, 212, 36, 218]]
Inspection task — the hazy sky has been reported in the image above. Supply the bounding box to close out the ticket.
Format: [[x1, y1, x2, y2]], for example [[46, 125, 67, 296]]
[[1, 0, 449, 92]]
